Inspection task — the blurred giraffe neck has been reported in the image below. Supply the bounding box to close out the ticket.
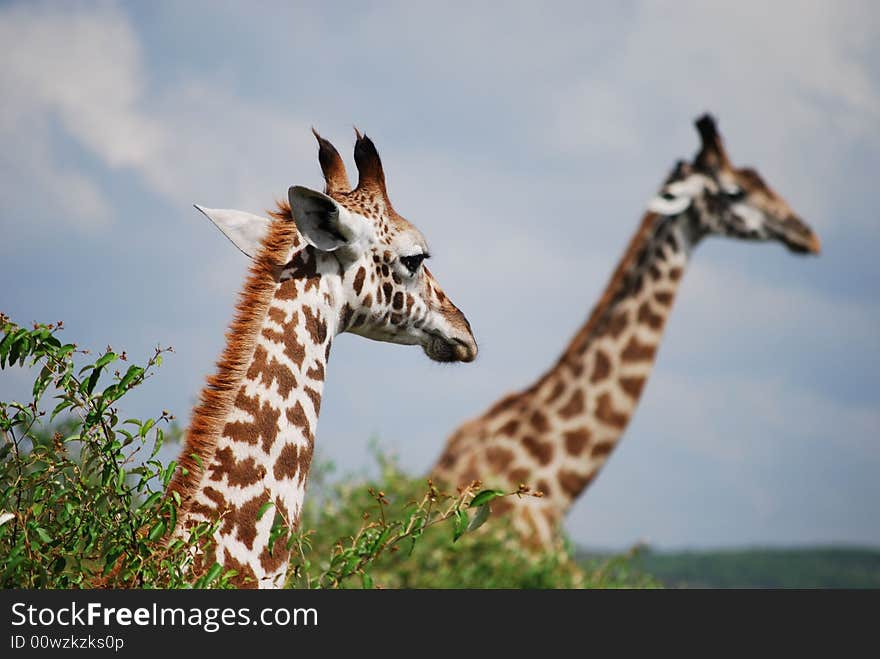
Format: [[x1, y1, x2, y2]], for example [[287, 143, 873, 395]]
[[433, 209, 697, 545]]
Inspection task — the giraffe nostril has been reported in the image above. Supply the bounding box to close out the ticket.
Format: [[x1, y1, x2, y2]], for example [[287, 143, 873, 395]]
[[453, 337, 478, 362]]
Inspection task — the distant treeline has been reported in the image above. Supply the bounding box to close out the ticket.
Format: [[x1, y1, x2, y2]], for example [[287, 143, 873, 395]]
[[578, 546, 880, 589]]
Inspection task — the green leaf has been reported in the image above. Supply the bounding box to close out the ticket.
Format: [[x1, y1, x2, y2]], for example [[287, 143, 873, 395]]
[[256, 501, 274, 520], [34, 527, 52, 544], [103, 549, 122, 576], [17, 335, 32, 366], [94, 352, 118, 370], [0, 330, 17, 367], [118, 365, 144, 390], [469, 489, 506, 508], [7, 332, 25, 368], [139, 418, 155, 438], [452, 508, 469, 542], [361, 572, 374, 589], [50, 399, 73, 421], [467, 504, 491, 533], [147, 520, 166, 541], [57, 344, 76, 359], [142, 492, 163, 510], [161, 461, 177, 487], [32, 365, 53, 400], [99, 384, 118, 407], [204, 562, 223, 584], [83, 367, 102, 395]]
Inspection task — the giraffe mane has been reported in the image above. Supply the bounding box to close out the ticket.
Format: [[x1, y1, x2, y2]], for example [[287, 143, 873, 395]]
[[268, 198, 292, 221], [167, 208, 299, 515]]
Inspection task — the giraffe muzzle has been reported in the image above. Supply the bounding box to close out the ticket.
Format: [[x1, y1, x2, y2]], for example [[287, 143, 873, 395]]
[[771, 214, 821, 255], [424, 334, 478, 363]]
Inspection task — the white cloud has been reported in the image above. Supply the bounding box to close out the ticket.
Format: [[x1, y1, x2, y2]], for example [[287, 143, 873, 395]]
[[673, 258, 880, 353], [0, 3, 158, 233], [0, 2, 315, 240], [546, 0, 880, 231], [0, 4, 163, 167]]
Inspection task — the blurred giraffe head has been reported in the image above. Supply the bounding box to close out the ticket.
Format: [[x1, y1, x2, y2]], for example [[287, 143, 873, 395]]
[[650, 114, 820, 254]]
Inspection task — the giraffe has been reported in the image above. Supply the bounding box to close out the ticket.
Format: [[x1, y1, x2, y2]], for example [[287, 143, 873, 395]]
[[168, 129, 478, 588], [431, 114, 820, 548]]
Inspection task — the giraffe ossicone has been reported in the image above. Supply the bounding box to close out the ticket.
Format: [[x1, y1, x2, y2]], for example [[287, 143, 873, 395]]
[[170, 129, 477, 588], [431, 113, 820, 548]]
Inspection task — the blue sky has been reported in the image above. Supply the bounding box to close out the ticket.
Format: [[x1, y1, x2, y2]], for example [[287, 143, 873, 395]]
[[1, 0, 878, 549]]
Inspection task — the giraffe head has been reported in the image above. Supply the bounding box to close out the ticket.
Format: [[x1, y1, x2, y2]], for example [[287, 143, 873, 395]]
[[199, 129, 477, 363], [649, 114, 821, 255]]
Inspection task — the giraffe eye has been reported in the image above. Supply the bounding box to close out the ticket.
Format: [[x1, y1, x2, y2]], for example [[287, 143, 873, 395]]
[[725, 188, 745, 201], [400, 254, 426, 274]]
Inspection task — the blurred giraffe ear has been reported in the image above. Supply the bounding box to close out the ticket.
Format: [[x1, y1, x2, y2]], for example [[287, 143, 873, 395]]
[[194, 205, 270, 259], [694, 113, 732, 172]]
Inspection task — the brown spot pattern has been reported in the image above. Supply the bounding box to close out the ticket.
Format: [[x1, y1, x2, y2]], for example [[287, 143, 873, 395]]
[[591, 441, 615, 458], [353, 267, 366, 295], [619, 376, 646, 399], [262, 316, 306, 368], [559, 470, 592, 499], [486, 445, 515, 471], [591, 350, 611, 383], [530, 409, 550, 432], [522, 435, 554, 466], [285, 400, 311, 439], [224, 389, 281, 453], [219, 494, 267, 551], [545, 379, 566, 403], [559, 389, 585, 419], [509, 467, 531, 486], [223, 549, 258, 588], [306, 361, 325, 382], [637, 301, 664, 330], [498, 419, 520, 436], [208, 446, 267, 487], [304, 386, 321, 415], [247, 345, 297, 398], [267, 307, 286, 324], [302, 306, 328, 345], [621, 335, 656, 362], [596, 392, 628, 429], [564, 428, 591, 455], [273, 442, 311, 481], [606, 311, 629, 339]]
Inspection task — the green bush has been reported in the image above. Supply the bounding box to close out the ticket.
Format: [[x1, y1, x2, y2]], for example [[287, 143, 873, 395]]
[[289, 448, 659, 589], [1, 314, 655, 589], [0, 315, 225, 588]]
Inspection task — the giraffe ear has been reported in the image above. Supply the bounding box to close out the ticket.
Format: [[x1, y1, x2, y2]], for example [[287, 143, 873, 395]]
[[194, 205, 271, 259], [288, 185, 369, 252]]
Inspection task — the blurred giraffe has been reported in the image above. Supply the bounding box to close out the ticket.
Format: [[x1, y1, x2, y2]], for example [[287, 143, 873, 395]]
[[432, 115, 820, 547]]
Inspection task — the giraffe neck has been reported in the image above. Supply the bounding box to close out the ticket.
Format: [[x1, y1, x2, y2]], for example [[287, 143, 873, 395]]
[[534, 211, 696, 503], [434, 208, 701, 543], [172, 220, 342, 588]]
